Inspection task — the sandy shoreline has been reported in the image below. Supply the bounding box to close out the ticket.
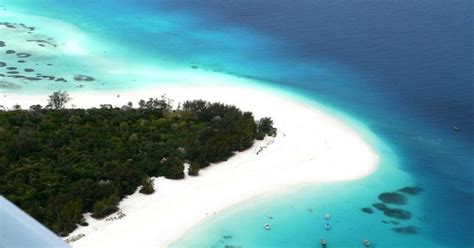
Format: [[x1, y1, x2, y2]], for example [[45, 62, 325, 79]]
[[1, 84, 379, 247]]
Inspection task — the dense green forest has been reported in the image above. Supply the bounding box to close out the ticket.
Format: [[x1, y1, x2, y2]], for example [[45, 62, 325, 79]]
[[0, 91, 276, 236]]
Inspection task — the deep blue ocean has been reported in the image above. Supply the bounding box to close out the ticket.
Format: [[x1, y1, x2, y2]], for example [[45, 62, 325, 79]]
[[1, 0, 472, 247]]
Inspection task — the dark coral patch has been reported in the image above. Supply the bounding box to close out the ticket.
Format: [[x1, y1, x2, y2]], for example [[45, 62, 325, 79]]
[[73, 74, 95, 82], [398, 186, 423, 195], [17, 60, 26, 63], [6, 67, 17, 70], [38, 75, 55, 80], [382, 220, 400, 225], [17, 53, 31, 58], [6, 50, 15, 54], [378, 192, 407, 205], [24, 68, 34, 72], [0, 22, 16, 29], [372, 203, 387, 211], [362, 207, 373, 214], [7, 71, 19, 74], [27, 39, 57, 47], [8, 75, 41, 81], [383, 207, 411, 220], [372, 203, 411, 220], [392, 226, 418, 234], [0, 62, 6, 67], [0, 40, 5, 47]]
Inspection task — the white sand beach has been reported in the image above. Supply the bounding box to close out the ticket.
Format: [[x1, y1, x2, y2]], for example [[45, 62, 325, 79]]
[[2, 83, 379, 247]]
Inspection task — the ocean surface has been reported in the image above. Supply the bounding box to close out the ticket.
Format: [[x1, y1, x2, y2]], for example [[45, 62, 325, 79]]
[[0, 0, 472, 247]]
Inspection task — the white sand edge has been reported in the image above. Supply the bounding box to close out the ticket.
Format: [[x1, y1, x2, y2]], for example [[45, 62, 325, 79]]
[[1, 83, 379, 248]]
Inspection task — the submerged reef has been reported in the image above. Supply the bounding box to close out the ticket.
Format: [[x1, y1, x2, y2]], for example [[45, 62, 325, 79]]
[[16, 52, 31, 58], [382, 220, 400, 225], [364, 186, 423, 226], [382, 207, 411, 220], [392, 226, 419, 234], [372, 203, 411, 220], [0, 21, 99, 89], [398, 186, 423, 195], [73, 74, 95, 82], [38, 74, 56, 80], [372, 203, 387, 211], [361, 207, 374, 214], [378, 192, 407, 205], [0, 22, 35, 31], [26, 39, 57, 47]]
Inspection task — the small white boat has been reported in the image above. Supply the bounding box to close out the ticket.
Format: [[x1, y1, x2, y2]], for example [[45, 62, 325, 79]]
[[320, 238, 327, 247], [363, 239, 371, 247], [264, 223, 271, 230], [324, 223, 331, 230], [324, 213, 330, 220]]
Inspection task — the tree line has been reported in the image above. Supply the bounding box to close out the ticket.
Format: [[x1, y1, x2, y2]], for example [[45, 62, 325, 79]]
[[0, 91, 276, 236]]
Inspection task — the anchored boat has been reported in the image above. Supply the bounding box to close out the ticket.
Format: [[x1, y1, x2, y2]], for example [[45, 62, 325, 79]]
[[264, 223, 271, 230]]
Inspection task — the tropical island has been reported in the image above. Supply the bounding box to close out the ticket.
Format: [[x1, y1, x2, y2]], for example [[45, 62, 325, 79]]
[[0, 91, 276, 237], [2, 84, 379, 247]]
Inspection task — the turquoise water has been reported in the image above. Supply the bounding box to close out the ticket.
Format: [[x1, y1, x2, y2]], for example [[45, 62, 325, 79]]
[[0, 0, 472, 247], [173, 134, 440, 247]]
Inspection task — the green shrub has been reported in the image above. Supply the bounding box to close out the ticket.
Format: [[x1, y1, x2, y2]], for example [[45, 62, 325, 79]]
[[91, 195, 120, 219], [188, 163, 200, 176], [139, 177, 155, 194]]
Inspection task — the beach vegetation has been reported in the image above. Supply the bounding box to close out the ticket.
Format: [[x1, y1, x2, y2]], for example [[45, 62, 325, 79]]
[[139, 177, 155, 194], [0, 93, 276, 236], [256, 117, 277, 139], [188, 163, 200, 176], [46, 90, 70, 109], [92, 194, 120, 219]]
